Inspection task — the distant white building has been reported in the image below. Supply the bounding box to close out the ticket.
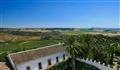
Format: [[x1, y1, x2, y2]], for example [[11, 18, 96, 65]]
[[7, 44, 68, 70]]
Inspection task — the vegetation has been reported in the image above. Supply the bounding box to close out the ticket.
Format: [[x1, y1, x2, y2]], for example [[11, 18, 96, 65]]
[[0, 40, 59, 61], [0, 29, 63, 61], [0, 30, 64, 42], [63, 34, 120, 68], [53, 59, 99, 70], [0, 28, 120, 69], [63, 36, 77, 70], [41, 31, 64, 40], [63, 36, 85, 70]]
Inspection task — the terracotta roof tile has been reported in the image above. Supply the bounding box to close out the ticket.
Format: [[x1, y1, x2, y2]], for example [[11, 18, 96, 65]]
[[8, 44, 64, 65]]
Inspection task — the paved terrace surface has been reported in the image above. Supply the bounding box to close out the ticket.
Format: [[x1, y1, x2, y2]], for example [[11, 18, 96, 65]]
[[76, 58, 114, 70], [0, 62, 11, 70]]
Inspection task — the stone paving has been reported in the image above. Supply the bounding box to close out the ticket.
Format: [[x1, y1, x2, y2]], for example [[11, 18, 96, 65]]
[[0, 62, 11, 70]]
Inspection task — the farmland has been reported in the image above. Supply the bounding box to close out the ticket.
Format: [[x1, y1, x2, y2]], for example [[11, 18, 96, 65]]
[[61, 30, 120, 36], [0, 33, 40, 42], [0, 40, 59, 61], [0, 28, 120, 65], [0, 29, 61, 61]]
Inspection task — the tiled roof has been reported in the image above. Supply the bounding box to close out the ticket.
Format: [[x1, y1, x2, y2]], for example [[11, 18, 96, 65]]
[[8, 44, 64, 65], [0, 62, 11, 70]]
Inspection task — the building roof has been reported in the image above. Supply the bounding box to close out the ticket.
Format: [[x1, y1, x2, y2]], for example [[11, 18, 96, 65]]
[[8, 43, 65, 66], [0, 62, 11, 70]]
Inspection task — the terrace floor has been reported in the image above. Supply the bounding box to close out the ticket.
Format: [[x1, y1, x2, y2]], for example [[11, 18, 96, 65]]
[[0, 62, 11, 70]]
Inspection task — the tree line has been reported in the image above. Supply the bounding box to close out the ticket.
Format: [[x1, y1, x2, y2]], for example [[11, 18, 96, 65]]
[[63, 34, 120, 70]]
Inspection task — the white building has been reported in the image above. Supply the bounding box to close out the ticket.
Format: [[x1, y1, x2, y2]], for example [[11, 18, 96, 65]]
[[7, 44, 68, 70]]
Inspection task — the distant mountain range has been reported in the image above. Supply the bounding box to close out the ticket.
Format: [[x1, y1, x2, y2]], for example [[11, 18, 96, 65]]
[[105, 28, 120, 31], [90, 28, 120, 32], [0, 28, 120, 32]]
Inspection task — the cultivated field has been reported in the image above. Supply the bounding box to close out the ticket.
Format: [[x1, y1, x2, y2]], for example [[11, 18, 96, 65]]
[[0, 29, 60, 61], [0, 33, 40, 42], [0, 28, 120, 63]]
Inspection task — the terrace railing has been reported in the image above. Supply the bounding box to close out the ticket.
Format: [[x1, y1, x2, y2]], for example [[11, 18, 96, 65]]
[[76, 58, 114, 70]]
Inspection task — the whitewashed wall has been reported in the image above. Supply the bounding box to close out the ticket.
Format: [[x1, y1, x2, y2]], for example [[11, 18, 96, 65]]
[[16, 51, 67, 70]]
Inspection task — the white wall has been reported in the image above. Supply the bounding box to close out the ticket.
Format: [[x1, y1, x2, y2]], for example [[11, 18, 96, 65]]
[[16, 51, 67, 70]]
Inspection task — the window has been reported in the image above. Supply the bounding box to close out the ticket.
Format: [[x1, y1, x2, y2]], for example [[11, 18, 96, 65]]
[[26, 66, 31, 70], [56, 57, 59, 62], [38, 62, 42, 70], [48, 59, 52, 65], [63, 54, 65, 60]]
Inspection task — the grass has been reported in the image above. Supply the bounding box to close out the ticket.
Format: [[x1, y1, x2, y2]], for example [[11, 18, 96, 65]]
[[0, 40, 59, 61], [61, 30, 120, 36], [61, 31, 89, 35]]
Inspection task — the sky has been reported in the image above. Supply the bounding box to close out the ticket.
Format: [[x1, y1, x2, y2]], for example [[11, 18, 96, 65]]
[[0, 0, 120, 28]]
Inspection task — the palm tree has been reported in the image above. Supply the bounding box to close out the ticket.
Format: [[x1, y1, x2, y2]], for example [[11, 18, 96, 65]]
[[76, 34, 91, 58], [109, 43, 119, 64], [63, 35, 84, 70]]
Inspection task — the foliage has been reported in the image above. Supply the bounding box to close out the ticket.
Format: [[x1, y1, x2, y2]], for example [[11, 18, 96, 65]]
[[0, 40, 59, 61], [74, 34, 120, 65], [54, 59, 99, 70], [0, 29, 120, 67], [0, 31, 42, 36], [63, 35, 85, 70], [41, 31, 64, 40], [62, 34, 120, 66]]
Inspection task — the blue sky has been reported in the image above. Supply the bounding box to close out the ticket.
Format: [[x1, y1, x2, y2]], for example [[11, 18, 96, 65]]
[[0, 0, 119, 28]]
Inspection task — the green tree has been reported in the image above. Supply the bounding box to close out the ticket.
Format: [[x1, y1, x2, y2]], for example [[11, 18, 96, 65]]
[[63, 36, 84, 70], [109, 43, 119, 64]]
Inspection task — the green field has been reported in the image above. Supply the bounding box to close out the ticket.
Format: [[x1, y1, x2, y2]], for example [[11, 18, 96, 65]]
[[0, 40, 59, 61], [0, 28, 120, 65], [0, 29, 63, 61], [62, 31, 89, 35]]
